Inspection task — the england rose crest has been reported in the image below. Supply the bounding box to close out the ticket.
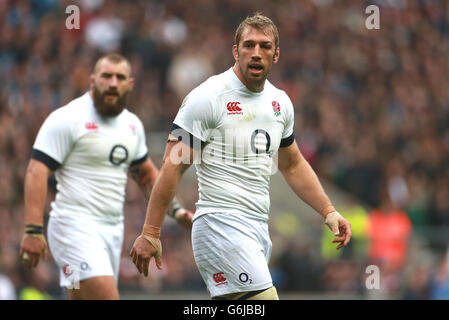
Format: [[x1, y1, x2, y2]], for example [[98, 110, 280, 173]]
[[272, 101, 281, 117]]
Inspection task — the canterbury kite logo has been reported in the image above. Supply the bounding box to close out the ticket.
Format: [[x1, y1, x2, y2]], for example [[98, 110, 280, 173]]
[[62, 264, 73, 276], [85, 122, 98, 130], [213, 272, 227, 286], [226, 101, 243, 115]]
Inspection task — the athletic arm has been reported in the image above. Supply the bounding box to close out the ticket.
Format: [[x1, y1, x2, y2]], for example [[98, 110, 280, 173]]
[[278, 141, 351, 249], [278, 141, 333, 217], [143, 138, 193, 227], [20, 159, 51, 267], [130, 136, 194, 276]]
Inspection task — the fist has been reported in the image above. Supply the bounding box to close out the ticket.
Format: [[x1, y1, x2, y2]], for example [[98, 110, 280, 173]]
[[175, 209, 194, 229]]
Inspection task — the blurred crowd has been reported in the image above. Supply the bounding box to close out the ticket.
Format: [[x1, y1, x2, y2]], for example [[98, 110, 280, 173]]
[[0, 0, 448, 299]]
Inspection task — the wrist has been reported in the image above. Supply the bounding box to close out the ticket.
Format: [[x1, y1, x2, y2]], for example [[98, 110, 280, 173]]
[[320, 205, 336, 218], [25, 224, 43, 235], [142, 224, 161, 239]]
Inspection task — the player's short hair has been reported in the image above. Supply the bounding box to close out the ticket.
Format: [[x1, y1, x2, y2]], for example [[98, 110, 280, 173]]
[[234, 13, 279, 50], [93, 53, 132, 76]]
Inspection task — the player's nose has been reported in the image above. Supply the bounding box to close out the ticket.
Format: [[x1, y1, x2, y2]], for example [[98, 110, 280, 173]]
[[109, 75, 119, 87], [252, 45, 262, 59]]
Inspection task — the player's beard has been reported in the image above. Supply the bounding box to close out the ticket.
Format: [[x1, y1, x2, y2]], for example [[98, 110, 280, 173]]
[[92, 85, 129, 117], [239, 57, 272, 91]]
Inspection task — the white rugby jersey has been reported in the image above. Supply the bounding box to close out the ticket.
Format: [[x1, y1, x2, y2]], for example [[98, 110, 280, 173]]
[[171, 68, 295, 221], [32, 92, 148, 223]]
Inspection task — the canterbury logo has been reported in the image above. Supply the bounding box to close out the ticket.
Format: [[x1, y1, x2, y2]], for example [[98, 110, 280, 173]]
[[62, 264, 73, 276], [85, 122, 98, 130], [213, 272, 227, 285], [227, 102, 242, 112], [226, 102, 243, 115]]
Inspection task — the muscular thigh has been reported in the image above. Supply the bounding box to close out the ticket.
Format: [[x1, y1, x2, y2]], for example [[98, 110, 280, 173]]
[[66, 276, 119, 300]]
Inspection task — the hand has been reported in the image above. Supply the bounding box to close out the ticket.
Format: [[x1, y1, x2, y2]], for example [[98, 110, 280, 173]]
[[324, 211, 352, 250], [174, 208, 194, 229], [130, 235, 162, 277], [19, 234, 48, 268]]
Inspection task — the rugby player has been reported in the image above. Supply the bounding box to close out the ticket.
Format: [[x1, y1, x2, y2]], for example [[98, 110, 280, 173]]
[[20, 53, 193, 300], [130, 14, 351, 300]]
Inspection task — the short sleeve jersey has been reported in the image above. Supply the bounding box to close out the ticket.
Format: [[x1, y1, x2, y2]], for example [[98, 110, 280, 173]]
[[172, 68, 294, 221], [32, 92, 148, 223]]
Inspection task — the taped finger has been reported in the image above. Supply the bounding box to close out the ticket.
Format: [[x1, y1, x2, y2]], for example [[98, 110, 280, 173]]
[[143, 258, 150, 277], [155, 257, 162, 270], [136, 255, 143, 273]]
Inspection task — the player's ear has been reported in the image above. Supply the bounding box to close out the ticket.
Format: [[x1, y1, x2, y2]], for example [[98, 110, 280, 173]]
[[273, 47, 280, 64], [89, 74, 95, 88], [232, 44, 239, 62], [129, 77, 135, 91]]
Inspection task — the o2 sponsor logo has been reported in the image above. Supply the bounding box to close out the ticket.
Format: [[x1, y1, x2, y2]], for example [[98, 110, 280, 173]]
[[239, 272, 252, 284], [109, 144, 128, 166]]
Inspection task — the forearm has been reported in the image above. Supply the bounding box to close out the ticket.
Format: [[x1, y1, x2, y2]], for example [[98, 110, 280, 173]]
[[142, 181, 184, 220], [141, 183, 182, 219], [142, 183, 183, 220], [24, 163, 49, 225], [144, 164, 184, 228], [281, 158, 333, 218]]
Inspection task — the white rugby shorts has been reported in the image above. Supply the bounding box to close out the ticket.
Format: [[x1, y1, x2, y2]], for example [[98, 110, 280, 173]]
[[47, 215, 124, 287], [192, 212, 273, 298]]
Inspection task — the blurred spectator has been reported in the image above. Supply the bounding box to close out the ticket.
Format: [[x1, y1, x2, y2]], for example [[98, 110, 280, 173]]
[[367, 186, 412, 272], [278, 239, 324, 292], [85, 11, 124, 52], [429, 174, 449, 226], [168, 46, 214, 100], [321, 259, 364, 295], [401, 265, 430, 300], [428, 252, 449, 300]]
